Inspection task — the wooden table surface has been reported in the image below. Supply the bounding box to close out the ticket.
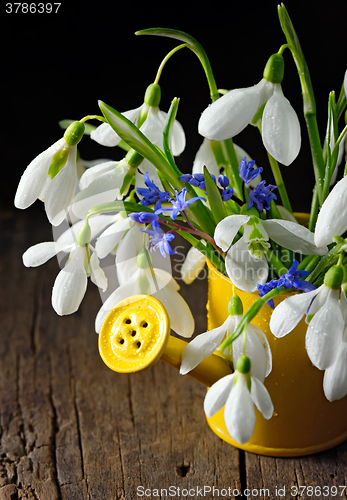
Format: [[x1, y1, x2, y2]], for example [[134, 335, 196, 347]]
[[1, 207, 347, 500]]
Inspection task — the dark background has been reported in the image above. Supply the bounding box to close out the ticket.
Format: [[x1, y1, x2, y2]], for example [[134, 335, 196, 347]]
[[2, 0, 347, 215]]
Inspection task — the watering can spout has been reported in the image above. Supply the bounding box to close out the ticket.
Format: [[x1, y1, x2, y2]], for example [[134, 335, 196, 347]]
[[98, 294, 232, 387]]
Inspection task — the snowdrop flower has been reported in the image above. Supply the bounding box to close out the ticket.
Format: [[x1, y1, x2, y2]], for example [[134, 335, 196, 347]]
[[214, 212, 327, 293], [95, 249, 194, 338], [193, 140, 262, 188], [180, 298, 272, 382], [15, 121, 85, 226], [204, 355, 273, 444], [22, 220, 107, 315], [270, 264, 345, 370], [91, 83, 185, 156], [314, 171, 347, 247], [198, 53, 301, 166]]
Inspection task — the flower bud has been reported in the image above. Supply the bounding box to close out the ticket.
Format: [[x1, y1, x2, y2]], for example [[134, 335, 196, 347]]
[[263, 53, 285, 84], [64, 121, 85, 146]]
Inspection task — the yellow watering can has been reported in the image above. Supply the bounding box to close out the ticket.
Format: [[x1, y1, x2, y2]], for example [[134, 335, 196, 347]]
[[99, 261, 347, 457]]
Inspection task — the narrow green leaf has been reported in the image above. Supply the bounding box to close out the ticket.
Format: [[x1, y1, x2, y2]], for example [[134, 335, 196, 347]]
[[203, 167, 227, 224], [89, 201, 154, 216]]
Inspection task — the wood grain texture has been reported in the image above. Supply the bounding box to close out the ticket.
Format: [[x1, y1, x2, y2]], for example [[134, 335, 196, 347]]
[[1, 208, 347, 500]]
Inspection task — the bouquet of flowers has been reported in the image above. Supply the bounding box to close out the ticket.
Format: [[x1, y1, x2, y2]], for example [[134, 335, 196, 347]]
[[14, 4, 347, 446]]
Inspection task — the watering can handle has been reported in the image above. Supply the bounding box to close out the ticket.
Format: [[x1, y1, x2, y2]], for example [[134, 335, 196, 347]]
[[98, 294, 232, 387]]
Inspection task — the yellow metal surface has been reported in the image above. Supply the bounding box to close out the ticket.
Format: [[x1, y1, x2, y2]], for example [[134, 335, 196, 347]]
[[206, 262, 347, 456], [99, 295, 170, 373]]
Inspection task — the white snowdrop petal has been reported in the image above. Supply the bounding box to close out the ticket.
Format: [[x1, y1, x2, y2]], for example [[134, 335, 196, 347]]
[[264, 219, 327, 255], [153, 283, 195, 338], [214, 215, 250, 252], [198, 84, 263, 140], [269, 287, 320, 338], [204, 374, 236, 418], [225, 236, 268, 293], [51, 246, 87, 315], [180, 317, 233, 374], [224, 375, 256, 444], [22, 242, 70, 267], [305, 290, 344, 370], [79, 161, 120, 190], [72, 164, 129, 219], [262, 84, 301, 166], [95, 216, 132, 259], [323, 340, 347, 401], [90, 252, 108, 292], [314, 175, 347, 247], [192, 138, 220, 178], [232, 326, 268, 383], [14, 138, 64, 210], [90, 106, 142, 146], [250, 377, 274, 419]]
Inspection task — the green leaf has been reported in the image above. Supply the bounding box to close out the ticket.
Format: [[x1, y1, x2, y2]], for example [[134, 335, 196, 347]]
[[88, 201, 153, 216], [203, 167, 227, 224], [162, 98, 182, 176]]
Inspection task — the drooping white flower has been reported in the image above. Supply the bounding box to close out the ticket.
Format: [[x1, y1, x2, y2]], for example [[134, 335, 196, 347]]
[[95, 253, 194, 338], [15, 121, 85, 226], [314, 173, 347, 247], [270, 284, 344, 370], [23, 224, 107, 316], [198, 78, 301, 166], [204, 359, 273, 444], [91, 104, 185, 155], [180, 314, 271, 382], [214, 214, 327, 293]]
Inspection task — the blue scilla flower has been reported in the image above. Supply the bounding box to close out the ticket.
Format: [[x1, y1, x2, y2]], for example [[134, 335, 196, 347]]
[[248, 181, 277, 212], [163, 187, 206, 221], [137, 172, 170, 207], [277, 260, 316, 292], [238, 157, 263, 185], [257, 260, 315, 308], [141, 220, 176, 258], [179, 173, 216, 193], [128, 211, 160, 224]]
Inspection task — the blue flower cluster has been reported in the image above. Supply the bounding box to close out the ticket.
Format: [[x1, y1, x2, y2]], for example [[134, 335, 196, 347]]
[[257, 260, 316, 309], [179, 172, 234, 202]]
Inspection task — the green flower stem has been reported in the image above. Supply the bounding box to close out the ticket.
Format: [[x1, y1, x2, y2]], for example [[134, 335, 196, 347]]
[[258, 123, 292, 212], [266, 151, 292, 213], [306, 241, 346, 284], [266, 248, 289, 277], [79, 114, 107, 124], [219, 286, 291, 351], [308, 184, 319, 231], [154, 44, 188, 84], [223, 138, 244, 199], [136, 28, 219, 102], [278, 4, 325, 206]]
